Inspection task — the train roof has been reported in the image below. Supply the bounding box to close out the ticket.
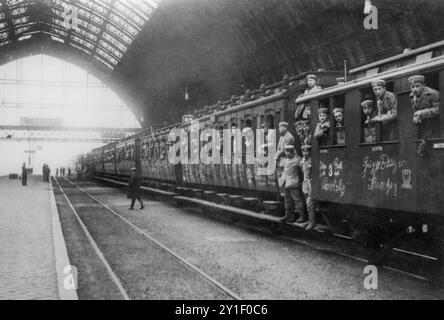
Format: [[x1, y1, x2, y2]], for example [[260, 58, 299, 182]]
[[349, 40, 444, 78], [295, 41, 444, 104]]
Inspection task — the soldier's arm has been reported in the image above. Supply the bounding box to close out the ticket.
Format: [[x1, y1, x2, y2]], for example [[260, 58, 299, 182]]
[[379, 94, 398, 125], [275, 146, 285, 160], [416, 93, 440, 120], [314, 123, 323, 139]]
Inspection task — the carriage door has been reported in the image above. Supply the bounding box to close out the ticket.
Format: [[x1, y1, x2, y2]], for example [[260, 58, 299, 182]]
[[396, 67, 442, 216], [414, 71, 444, 215]]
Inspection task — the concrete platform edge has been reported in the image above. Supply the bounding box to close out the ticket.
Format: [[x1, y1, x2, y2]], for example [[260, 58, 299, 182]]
[[49, 177, 79, 300]]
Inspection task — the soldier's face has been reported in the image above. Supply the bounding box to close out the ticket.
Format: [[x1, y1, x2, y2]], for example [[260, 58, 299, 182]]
[[411, 82, 425, 96], [285, 150, 294, 158], [362, 104, 374, 116], [307, 78, 316, 88], [334, 112, 343, 123], [318, 113, 327, 123], [373, 86, 386, 98], [279, 125, 287, 134], [302, 150, 310, 158]]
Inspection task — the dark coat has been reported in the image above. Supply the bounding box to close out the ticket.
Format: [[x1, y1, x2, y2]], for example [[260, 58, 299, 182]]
[[127, 175, 141, 199]]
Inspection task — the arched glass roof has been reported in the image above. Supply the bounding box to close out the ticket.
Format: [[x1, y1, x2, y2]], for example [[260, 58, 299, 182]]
[[0, 0, 161, 70]]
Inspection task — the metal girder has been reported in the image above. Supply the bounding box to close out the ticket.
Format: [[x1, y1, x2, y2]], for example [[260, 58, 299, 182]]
[[0, 125, 139, 143], [0, 0, 161, 71]]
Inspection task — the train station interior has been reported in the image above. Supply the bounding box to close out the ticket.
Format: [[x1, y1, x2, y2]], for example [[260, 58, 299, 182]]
[[0, 0, 444, 301]]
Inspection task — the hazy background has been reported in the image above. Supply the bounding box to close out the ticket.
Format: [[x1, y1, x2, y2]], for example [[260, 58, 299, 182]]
[[0, 54, 140, 176]]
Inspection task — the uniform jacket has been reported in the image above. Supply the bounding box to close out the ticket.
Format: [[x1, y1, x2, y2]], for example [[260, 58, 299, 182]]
[[279, 156, 302, 190], [304, 86, 322, 95], [127, 175, 141, 199], [276, 131, 295, 166], [301, 157, 312, 195], [410, 86, 440, 120], [314, 121, 330, 139], [376, 91, 397, 125]]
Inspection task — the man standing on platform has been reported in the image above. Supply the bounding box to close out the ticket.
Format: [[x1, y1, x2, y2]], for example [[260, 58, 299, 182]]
[[279, 146, 305, 223], [127, 167, 144, 210], [275, 122, 295, 185], [275, 122, 295, 168], [21, 163, 28, 186]]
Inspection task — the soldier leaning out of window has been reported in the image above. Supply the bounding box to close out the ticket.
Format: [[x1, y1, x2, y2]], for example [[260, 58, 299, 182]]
[[333, 108, 345, 145], [371, 79, 398, 141], [409, 75, 440, 138], [314, 107, 330, 145], [361, 97, 378, 143]]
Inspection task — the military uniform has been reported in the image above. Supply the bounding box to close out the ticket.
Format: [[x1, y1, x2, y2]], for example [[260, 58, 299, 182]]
[[276, 122, 295, 168], [294, 74, 321, 121], [361, 99, 377, 143], [372, 79, 398, 141], [279, 146, 305, 223], [303, 74, 322, 95], [333, 108, 345, 145], [314, 108, 330, 146], [409, 75, 440, 138], [301, 145, 315, 230]]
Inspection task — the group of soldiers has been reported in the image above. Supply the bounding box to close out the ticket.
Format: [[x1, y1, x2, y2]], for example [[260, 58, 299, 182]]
[[274, 72, 440, 231], [362, 74, 439, 142]]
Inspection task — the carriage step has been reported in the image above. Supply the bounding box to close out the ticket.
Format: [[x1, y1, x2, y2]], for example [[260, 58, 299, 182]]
[[262, 201, 283, 217]]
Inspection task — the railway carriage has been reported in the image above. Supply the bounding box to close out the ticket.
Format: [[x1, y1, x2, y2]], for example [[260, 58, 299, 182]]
[[91, 147, 104, 174], [173, 71, 342, 198], [103, 143, 117, 176], [78, 40, 444, 273], [116, 138, 136, 177], [295, 41, 444, 249]]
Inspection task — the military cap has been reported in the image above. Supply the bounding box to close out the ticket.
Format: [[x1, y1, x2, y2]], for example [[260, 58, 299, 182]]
[[260, 122, 269, 128], [301, 145, 312, 151], [408, 75, 425, 84], [131, 167, 137, 171], [284, 145, 295, 151], [279, 121, 289, 127], [306, 74, 317, 81], [371, 79, 386, 87], [361, 99, 374, 107], [333, 108, 344, 115], [317, 107, 329, 114], [336, 77, 345, 84]]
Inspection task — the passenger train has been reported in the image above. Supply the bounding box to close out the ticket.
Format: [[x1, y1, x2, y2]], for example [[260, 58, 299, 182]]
[[79, 41, 444, 263]]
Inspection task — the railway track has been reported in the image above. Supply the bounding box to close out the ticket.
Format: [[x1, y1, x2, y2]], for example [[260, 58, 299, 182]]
[[85, 175, 442, 286], [54, 177, 241, 300]]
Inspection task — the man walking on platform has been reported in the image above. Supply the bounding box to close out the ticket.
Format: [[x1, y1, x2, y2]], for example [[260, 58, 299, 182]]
[[127, 167, 144, 210]]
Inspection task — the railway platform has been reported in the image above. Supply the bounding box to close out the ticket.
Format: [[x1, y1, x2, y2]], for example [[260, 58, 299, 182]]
[[0, 175, 77, 300]]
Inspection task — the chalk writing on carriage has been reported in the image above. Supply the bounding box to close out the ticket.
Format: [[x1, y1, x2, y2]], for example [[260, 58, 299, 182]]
[[319, 158, 345, 197], [361, 154, 412, 197]]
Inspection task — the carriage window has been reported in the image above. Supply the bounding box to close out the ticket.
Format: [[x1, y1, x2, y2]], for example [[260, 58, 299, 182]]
[[332, 95, 346, 145], [360, 88, 377, 143], [360, 80, 400, 144], [411, 72, 440, 139], [314, 99, 331, 147], [265, 114, 274, 129]]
